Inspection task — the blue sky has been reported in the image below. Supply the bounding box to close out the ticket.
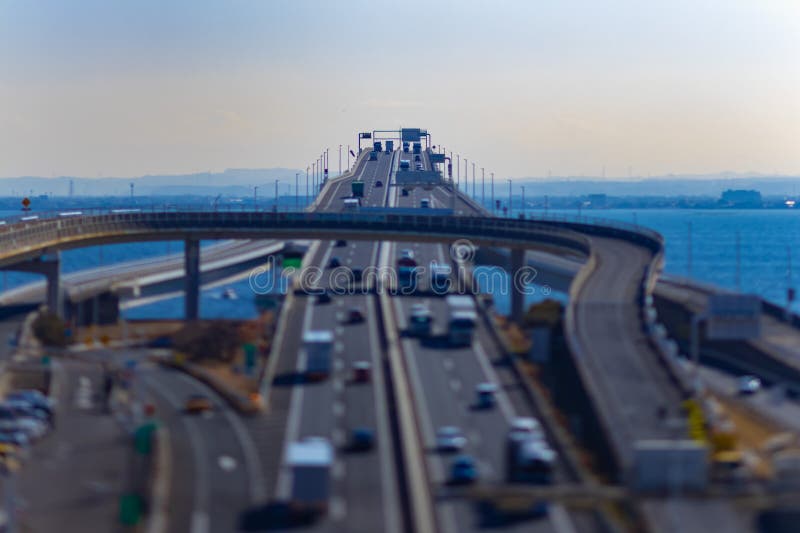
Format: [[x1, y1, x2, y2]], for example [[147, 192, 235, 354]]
[[1, 0, 798, 178]]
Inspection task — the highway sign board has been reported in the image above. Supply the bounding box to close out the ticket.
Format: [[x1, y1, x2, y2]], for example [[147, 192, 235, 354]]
[[706, 294, 761, 340]]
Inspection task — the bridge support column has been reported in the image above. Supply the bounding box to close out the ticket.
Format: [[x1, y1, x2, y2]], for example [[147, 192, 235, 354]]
[[511, 248, 525, 324], [1, 253, 62, 316], [184, 238, 200, 321]]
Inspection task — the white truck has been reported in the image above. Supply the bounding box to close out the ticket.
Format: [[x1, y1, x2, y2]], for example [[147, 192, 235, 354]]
[[303, 330, 333, 380], [446, 295, 477, 346], [288, 437, 333, 514]]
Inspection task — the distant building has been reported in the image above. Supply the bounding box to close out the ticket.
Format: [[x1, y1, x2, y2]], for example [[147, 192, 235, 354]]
[[719, 189, 762, 208]]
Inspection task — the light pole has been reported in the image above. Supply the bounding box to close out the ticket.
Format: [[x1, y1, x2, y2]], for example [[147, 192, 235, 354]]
[[491, 172, 495, 214], [325, 148, 329, 183], [456, 154, 460, 190], [253, 185, 258, 209], [295, 172, 299, 210], [481, 167, 485, 207], [464, 158, 468, 197], [507, 179, 512, 216], [312, 162, 316, 197], [306, 166, 310, 205], [347, 144, 350, 169], [274, 179, 279, 208], [472, 162, 476, 199], [338, 144, 342, 177], [521, 185, 526, 218]]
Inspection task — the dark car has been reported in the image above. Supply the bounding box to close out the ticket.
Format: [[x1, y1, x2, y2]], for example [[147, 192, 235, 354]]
[[414, 155, 421, 162], [450, 455, 478, 484], [346, 307, 365, 324], [328, 257, 341, 268], [349, 428, 375, 452], [335, 240, 347, 247], [315, 291, 332, 304], [352, 361, 371, 383], [401, 189, 409, 197], [375, 180, 383, 188]]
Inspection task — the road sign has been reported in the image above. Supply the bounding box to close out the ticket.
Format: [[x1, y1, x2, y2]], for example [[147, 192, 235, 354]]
[[21, 197, 31, 211], [706, 294, 762, 340]]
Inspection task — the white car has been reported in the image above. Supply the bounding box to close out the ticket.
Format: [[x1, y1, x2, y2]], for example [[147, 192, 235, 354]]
[[436, 426, 467, 452], [738, 375, 761, 395], [509, 417, 544, 440]]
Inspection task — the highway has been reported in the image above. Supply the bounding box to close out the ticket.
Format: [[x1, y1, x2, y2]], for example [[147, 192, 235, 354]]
[[271, 149, 404, 532], [374, 149, 589, 533]]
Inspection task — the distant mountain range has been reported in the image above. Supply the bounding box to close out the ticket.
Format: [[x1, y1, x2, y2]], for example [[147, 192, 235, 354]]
[[0, 168, 306, 197], [0, 168, 797, 197]]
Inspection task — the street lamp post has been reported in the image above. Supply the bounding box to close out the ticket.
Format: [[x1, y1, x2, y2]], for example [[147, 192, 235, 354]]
[[491, 172, 495, 214], [521, 185, 526, 218], [464, 158, 468, 197], [507, 179, 512, 216], [472, 162, 476, 199], [338, 144, 342, 177], [274, 179, 279, 208], [481, 167, 485, 207], [347, 144, 350, 169], [306, 167, 310, 205], [295, 172, 299, 210], [456, 154, 460, 190], [253, 185, 258, 209], [312, 162, 316, 197]]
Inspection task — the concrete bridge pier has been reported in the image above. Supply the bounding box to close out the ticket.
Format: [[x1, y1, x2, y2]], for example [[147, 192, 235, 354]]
[[510, 248, 525, 323], [2, 252, 62, 316], [184, 238, 200, 320]]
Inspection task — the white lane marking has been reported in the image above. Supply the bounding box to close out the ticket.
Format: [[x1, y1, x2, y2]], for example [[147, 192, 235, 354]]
[[218, 455, 238, 472], [330, 497, 347, 521], [75, 375, 93, 409], [334, 359, 345, 372], [332, 401, 345, 417], [191, 512, 209, 533], [276, 301, 314, 499], [449, 378, 461, 392], [442, 358, 454, 371], [173, 372, 267, 502], [333, 378, 344, 393], [332, 428, 345, 447], [332, 459, 345, 480]]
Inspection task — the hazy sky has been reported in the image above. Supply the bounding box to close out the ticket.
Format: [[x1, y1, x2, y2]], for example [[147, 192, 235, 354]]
[[1, 0, 798, 179]]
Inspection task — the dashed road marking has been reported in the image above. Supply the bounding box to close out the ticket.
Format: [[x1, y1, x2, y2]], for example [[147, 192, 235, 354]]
[[443, 358, 454, 371], [218, 455, 238, 472], [332, 401, 345, 417], [449, 378, 461, 392], [333, 459, 345, 479]]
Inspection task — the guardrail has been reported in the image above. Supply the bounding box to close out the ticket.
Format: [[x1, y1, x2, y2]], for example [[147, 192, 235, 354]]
[[0, 211, 595, 268]]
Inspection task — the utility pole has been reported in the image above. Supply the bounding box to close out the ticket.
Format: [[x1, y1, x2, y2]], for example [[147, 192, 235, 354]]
[[456, 154, 460, 190], [306, 166, 310, 205], [338, 144, 342, 177], [464, 158, 468, 197], [312, 162, 316, 197], [274, 179, 279, 208], [295, 173, 299, 210], [253, 185, 258, 209]]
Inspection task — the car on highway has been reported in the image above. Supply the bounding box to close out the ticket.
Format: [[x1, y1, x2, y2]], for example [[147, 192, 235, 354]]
[[436, 426, 467, 452], [349, 428, 375, 452], [7, 390, 54, 412], [475, 383, 497, 409], [408, 305, 433, 337], [0, 430, 29, 449], [328, 257, 341, 268], [4, 399, 51, 427], [352, 361, 371, 383], [184, 394, 213, 414], [335, 240, 347, 247], [414, 155, 421, 162], [369, 151, 378, 161], [401, 189, 409, 197], [738, 375, 761, 395], [449, 455, 478, 484], [315, 291, 332, 304], [375, 180, 383, 188], [509, 417, 544, 440], [400, 249, 415, 260], [345, 307, 365, 324], [415, 162, 423, 171], [420, 198, 430, 208]]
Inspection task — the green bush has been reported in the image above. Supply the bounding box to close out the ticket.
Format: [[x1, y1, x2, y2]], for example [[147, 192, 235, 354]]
[[172, 320, 241, 363]]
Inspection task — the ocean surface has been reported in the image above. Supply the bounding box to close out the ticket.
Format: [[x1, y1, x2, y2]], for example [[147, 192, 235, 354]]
[[0, 208, 797, 318]]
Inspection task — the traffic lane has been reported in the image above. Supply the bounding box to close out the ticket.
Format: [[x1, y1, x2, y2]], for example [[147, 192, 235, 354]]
[[144, 367, 253, 533]]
